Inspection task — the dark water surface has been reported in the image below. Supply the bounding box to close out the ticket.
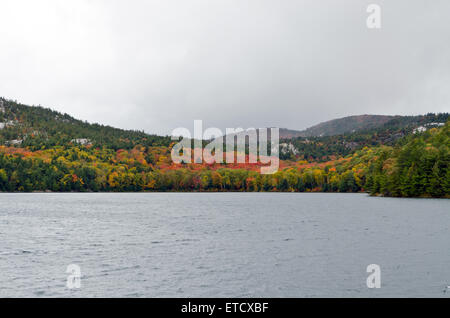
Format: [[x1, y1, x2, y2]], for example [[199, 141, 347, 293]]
[[0, 193, 449, 297]]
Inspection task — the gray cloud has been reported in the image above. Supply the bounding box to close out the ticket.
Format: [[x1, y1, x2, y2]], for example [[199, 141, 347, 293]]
[[0, 0, 449, 135]]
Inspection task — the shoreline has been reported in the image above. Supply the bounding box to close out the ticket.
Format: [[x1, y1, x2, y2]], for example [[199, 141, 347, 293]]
[[0, 191, 448, 199]]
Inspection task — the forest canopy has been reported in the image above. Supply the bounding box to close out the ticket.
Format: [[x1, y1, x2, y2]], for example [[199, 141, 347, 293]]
[[0, 98, 448, 197]]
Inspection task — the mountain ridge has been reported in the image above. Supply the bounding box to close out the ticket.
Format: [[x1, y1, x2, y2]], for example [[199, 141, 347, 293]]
[[0, 97, 171, 150], [0, 97, 448, 197], [280, 114, 399, 138], [1, 97, 448, 149]]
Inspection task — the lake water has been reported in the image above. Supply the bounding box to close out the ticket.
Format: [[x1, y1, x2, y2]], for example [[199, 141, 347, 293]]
[[0, 193, 449, 298]]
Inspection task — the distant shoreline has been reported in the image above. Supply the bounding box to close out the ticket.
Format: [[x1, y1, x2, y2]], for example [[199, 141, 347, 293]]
[[0, 191, 448, 199]]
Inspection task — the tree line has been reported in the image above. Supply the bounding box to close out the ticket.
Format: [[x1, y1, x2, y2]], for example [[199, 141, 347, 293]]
[[0, 122, 448, 197]]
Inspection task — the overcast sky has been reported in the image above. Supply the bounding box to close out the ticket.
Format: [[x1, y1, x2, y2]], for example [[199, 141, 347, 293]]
[[0, 0, 449, 135]]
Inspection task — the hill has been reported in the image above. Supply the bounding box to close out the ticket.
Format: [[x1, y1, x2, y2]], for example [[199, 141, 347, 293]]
[[280, 115, 397, 138], [0, 98, 171, 150], [279, 113, 449, 161], [280, 113, 449, 139], [0, 97, 448, 197], [0, 121, 447, 196], [297, 114, 397, 137], [366, 122, 450, 197]]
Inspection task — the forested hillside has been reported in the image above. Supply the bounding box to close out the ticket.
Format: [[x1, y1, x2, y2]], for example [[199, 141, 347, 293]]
[[0, 98, 171, 150], [280, 113, 448, 161], [280, 113, 448, 139], [366, 123, 449, 197], [296, 114, 397, 137], [0, 97, 448, 197]]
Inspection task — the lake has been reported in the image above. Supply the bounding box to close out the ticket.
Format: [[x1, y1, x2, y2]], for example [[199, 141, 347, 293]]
[[0, 193, 449, 297]]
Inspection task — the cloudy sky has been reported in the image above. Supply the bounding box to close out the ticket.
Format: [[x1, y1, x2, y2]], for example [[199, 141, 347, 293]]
[[0, 0, 449, 135]]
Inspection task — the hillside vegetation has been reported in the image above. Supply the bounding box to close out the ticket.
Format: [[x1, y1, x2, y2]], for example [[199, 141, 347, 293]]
[[298, 114, 396, 137], [0, 98, 171, 150], [280, 113, 448, 161], [366, 123, 449, 197], [0, 97, 448, 197]]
